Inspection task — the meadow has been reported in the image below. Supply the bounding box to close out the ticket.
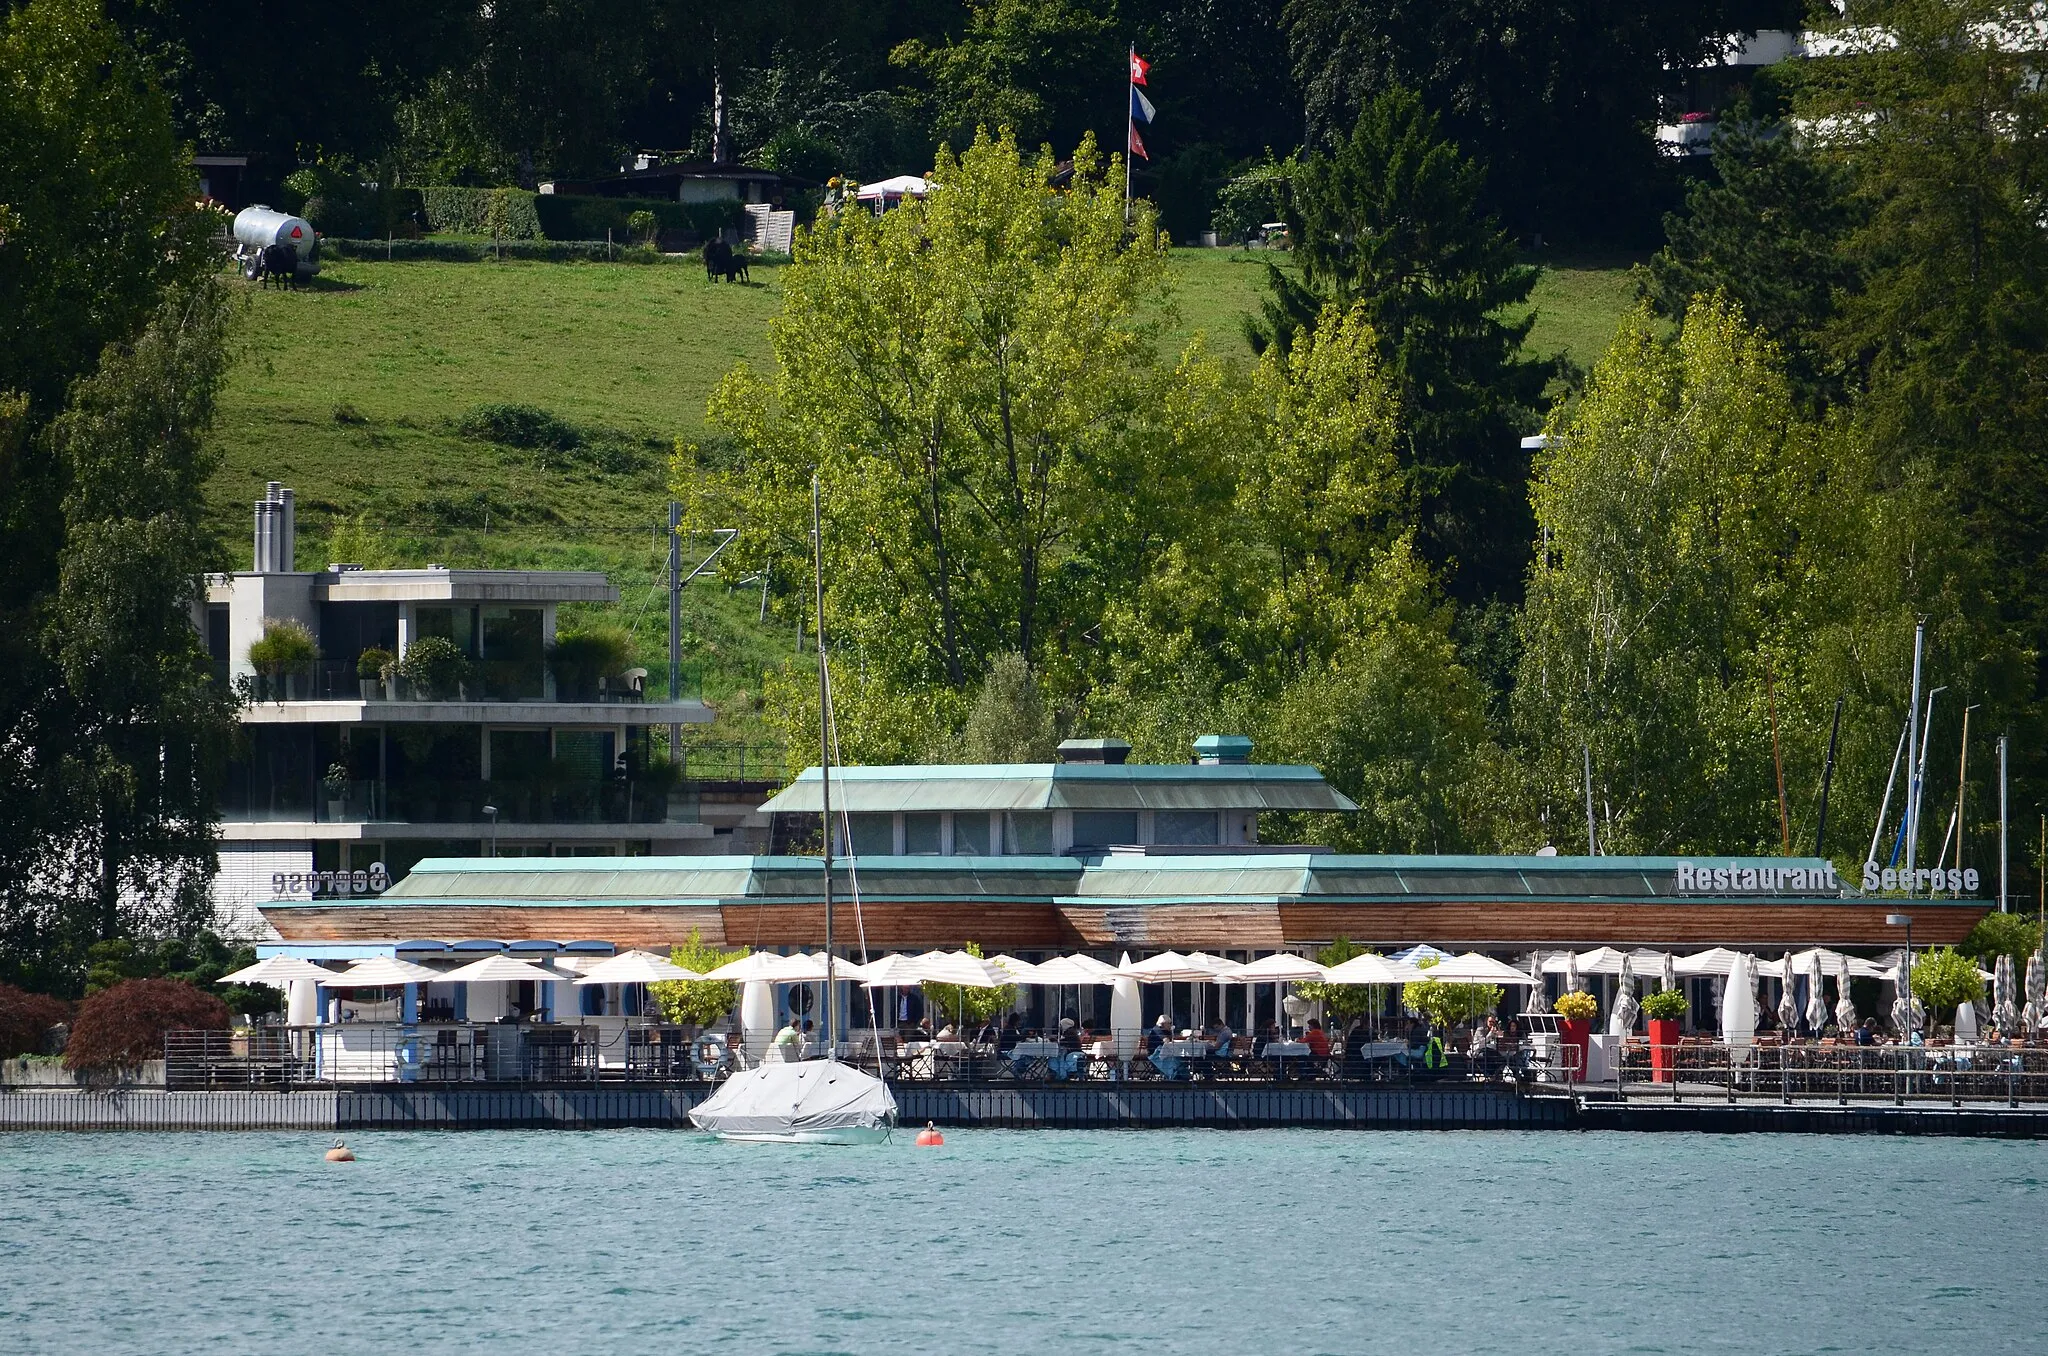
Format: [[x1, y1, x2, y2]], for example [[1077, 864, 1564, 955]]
[[206, 247, 1639, 738]]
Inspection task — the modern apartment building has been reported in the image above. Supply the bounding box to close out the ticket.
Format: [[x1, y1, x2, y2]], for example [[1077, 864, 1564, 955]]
[[206, 483, 724, 937]]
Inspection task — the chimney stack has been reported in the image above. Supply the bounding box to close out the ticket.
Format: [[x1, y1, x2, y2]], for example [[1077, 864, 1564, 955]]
[[1193, 734, 1252, 765], [252, 481, 296, 572]]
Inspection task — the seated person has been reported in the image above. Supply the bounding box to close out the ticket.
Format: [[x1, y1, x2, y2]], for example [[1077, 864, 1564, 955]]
[[1469, 1017, 1500, 1056], [1400, 1017, 1431, 1063], [1207, 1020, 1234, 1056], [1145, 1013, 1173, 1052], [1302, 1018, 1331, 1057], [1057, 1017, 1083, 1053], [772, 1018, 801, 1050], [935, 1023, 957, 1042], [997, 1013, 1023, 1053], [910, 1016, 938, 1045], [1854, 1018, 1878, 1047], [973, 1018, 1000, 1047]]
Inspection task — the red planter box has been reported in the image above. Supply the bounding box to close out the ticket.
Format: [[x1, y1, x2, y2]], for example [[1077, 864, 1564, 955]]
[[1648, 1017, 1680, 1082], [1559, 1018, 1591, 1081]]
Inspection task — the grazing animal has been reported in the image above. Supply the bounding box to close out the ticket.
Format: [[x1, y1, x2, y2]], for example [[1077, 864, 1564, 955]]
[[703, 238, 732, 282], [723, 251, 750, 284], [260, 243, 299, 290]]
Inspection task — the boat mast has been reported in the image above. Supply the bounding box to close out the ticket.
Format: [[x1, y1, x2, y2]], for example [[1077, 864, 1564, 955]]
[[813, 474, 834, 1056]]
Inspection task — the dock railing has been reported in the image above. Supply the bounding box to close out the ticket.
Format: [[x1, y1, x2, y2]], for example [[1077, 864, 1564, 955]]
[[1598, 1039, 2048, 1108]]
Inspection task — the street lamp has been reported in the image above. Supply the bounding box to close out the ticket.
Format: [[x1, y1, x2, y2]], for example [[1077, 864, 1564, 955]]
[[483, 804, 499, 858]]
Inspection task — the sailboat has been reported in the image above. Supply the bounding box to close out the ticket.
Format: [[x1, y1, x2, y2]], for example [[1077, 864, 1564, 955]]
[[690, 477, 897, 1145]]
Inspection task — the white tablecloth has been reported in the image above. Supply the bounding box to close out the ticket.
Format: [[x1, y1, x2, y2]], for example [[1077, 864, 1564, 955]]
[[1352, 1039, 1408, 1061], [1158, 1039, 1214, 1058], [1261, 1041, 1311, 1058], [1009, 1039, 1061, 1059]]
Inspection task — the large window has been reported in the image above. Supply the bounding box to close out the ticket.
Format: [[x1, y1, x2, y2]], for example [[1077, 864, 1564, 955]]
[[903, 812, 942, 855], [1154, 810, 1219, 845], [414, 606, 477, 656], [1004, 811, 1054, 854], [481, 606, 544, 698], [843, 813, 894, 857], [951, 812, 990, 855], [1070, 811, 1137, 848]]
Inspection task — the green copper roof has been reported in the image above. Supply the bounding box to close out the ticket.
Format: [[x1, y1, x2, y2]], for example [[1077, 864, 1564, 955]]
[[758, 762, 1358, 814]]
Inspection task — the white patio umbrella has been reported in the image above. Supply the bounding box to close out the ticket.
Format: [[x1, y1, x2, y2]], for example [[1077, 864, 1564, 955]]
[[1721, 951, 1756, 1050], [1563, 949, 1582, 996], [858, 950, 1010, 988], [1804, 954, 1829, 1033], [1890, 948, 1920, 1038], [701, 951, 834, 983], [1110, 953, 1142, 1057], [1992, 954, 2021, 1033], [1121, 951, 1229, 982], [1389, 944, 1455, 967], [1674, 947, 1757, 977], [1659, 952, 1677, 993], [1610, 953, 1639, 1038], [218, 955, 342, 986], [1773, 958, 1799, 1031], [1834, 960, 1860, 1033], [1524, 955, 1549, 1014], [1024, 954, 1120, 985], [571, 950, 701, 985], [1221, 953, 1331, 984], [1417, 953, 1537, 986], [1322, 953, 1427, 986], [2025, 950, 2046, 1036], [1544, 946, 1634, 976], [438, 953, 576, 986], [325, 956, 443, 987]]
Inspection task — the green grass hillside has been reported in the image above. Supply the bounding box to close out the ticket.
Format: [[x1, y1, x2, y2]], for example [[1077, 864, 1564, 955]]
[[206, 248, 1640, 741]]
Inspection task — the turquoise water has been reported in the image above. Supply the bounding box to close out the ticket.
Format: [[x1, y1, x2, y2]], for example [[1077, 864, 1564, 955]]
[[0, 1129, 2040, 1354]]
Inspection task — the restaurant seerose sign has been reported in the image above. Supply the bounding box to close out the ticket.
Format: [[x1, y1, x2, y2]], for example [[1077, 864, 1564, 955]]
[[1674, 862, 1840, 894], [273, 862, 390, 899], [1859, 862, 1979, 895]]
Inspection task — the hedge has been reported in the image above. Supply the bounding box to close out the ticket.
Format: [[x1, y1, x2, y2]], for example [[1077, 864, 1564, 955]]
[[533, 193, 744, 243], [418, 187, 545, 239], [319, 237, 684, 264]]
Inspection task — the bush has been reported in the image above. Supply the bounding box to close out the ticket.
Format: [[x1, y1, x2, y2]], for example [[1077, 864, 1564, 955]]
[[627, 209, 657, 243], [419, 186, 543, 239], [64, 979, 229, 1070], [1909, 947, 1985, 1021], [548, 627, 638, 699], [459, 403, 581, 452], [1642, 988, 1689, 1020], [395, 635, 471, 698], [357, 646, 394, 679], [0, 983, 71, 1058], [247, 618, 317, 675], [1553, 990, 1599, 1021], [318, 237, 690, 264], [650, 930, 747, 1029], [1964, 912, 2042, 974], [532, 193, 741, 244]]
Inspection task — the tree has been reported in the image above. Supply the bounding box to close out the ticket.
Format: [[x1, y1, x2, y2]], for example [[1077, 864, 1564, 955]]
[[1403, 974, 1503, 1029], [0, 983, 70, 1058], [62, 977, 227, 1070], [1908, 946, 1985, 1024], [1279, 0, 1767, 243], [957, 654, 1058, 763], [650, 930, 747, 1029], [1962, 913, 2042, 977], [890, 0, 1120, 157], [1294, 938, 1380, 1021], [1253, 89, 1554, 603], [694, 131, 1217, 754], [0, 3, 238, 991], [1645, 116, 1863, 407]]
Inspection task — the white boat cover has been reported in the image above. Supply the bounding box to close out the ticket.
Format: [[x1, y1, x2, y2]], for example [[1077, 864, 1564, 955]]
[[689, 1060, 897, 1137]]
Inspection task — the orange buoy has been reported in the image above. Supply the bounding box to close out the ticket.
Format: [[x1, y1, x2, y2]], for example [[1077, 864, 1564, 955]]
[[324, 1138, 356, 1162], [914, 1121, 944, 1147]]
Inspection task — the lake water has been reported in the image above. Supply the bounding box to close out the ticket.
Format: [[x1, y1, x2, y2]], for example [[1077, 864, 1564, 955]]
[[0, 1129, 2040, 1354]]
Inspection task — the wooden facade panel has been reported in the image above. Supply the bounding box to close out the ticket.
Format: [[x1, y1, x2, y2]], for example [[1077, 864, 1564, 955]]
[[268, 898, 1986, 951]]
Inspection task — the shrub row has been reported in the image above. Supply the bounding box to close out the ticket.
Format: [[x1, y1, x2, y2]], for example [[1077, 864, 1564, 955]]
[[418, 186, 546, 239], [534, 193, 743, 243], [319, 237, 682, 264]]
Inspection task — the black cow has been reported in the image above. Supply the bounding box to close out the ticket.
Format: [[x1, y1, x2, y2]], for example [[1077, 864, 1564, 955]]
[[703, 238, 731, 282], [260, 243, 299, 290], [724, 251, 750, 284]]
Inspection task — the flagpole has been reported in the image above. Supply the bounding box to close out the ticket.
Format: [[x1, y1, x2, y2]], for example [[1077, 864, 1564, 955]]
[[1125, 43, 1134, 225]]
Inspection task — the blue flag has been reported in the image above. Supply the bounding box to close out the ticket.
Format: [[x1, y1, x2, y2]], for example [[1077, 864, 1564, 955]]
[[1130, 85, 1155, 125]]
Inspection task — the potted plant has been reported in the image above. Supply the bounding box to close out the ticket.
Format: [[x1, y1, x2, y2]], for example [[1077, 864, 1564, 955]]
[[1642, 987, 1688, 1082], [394, 636, 472, 700], [321, 762, 350, 821], [1553, 989, 1598, 1080], [246, 618, 318, 700], [356, 647, 393, 699], [547, 627, 635, 702]]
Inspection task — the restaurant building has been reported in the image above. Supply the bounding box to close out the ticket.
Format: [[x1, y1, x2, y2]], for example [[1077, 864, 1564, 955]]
[[259, 734, 1989, 962]]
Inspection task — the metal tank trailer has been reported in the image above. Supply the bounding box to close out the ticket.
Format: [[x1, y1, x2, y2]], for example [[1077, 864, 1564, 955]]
[[231, 206, 320, 280]]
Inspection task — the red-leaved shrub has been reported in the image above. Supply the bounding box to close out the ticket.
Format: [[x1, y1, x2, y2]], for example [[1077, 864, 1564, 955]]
[[64, 978, 229, 1070], [0, 983, 72, 1058]]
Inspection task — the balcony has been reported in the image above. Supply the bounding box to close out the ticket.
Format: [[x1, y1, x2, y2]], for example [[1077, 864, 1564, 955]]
[[233, 659, 699, 704], [231, 776, 688, 826]]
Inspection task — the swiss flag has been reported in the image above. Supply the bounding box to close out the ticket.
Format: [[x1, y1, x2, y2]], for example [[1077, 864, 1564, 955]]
[[1129, 51, 1149, 86], [1128, 124, 1148, 160]]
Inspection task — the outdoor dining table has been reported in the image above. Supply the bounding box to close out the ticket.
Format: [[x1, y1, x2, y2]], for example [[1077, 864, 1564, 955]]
[[1260, 1041, 1310, 1058], [1007, 1038, 1078, 1080], [1153, 1038, 1214, 1081]]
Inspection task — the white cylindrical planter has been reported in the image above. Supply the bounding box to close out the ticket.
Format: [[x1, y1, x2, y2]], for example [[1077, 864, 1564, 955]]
[[287, 979, 318, 1026], [740, 980, 775, 1063]]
